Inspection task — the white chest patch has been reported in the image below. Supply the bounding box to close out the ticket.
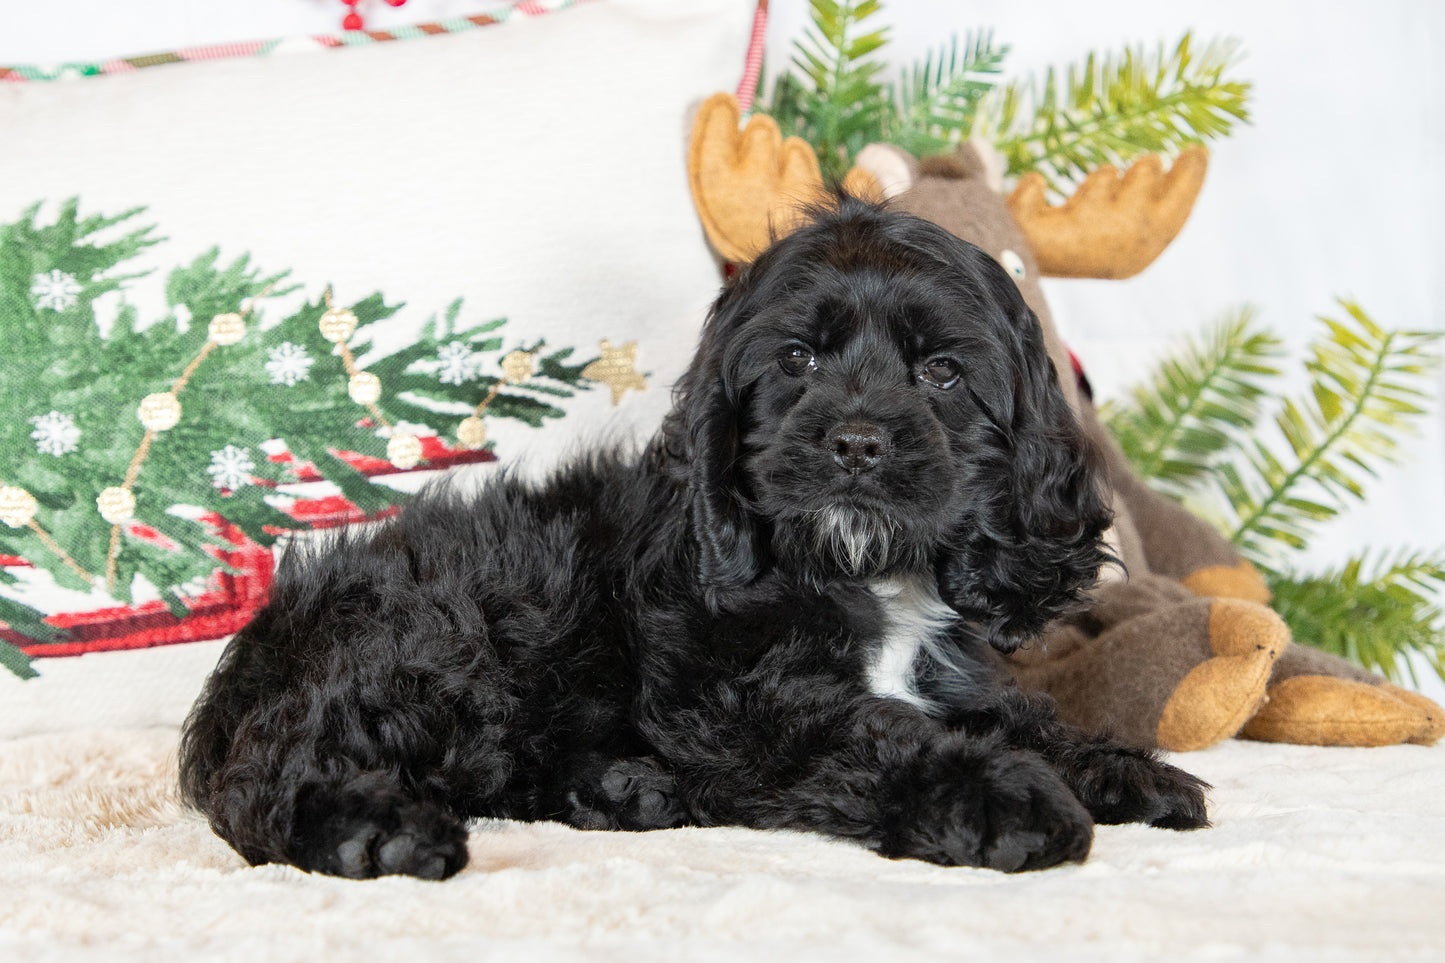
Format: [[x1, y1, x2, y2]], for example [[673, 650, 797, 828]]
[[865, 575, 959, 709]]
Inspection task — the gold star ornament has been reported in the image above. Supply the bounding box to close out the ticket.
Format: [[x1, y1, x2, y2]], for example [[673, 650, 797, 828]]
[[581, 340, 647, 406]]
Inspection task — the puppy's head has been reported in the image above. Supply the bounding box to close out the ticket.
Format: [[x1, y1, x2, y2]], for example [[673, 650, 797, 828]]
[[666, 197, 1111, 649]]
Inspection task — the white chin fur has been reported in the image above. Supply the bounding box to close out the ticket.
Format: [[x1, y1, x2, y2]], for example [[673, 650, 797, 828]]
[[812, 505, 900, 576]]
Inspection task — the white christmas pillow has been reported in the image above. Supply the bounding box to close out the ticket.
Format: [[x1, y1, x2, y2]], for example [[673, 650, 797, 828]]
[[0, 0, 755, 736]]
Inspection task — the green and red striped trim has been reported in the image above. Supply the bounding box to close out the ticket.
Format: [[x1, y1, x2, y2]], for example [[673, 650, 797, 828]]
[[0, 0, 599, 83]]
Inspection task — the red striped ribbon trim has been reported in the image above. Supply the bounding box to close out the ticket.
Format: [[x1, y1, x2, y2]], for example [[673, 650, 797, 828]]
[[735, 0, 768, 112]]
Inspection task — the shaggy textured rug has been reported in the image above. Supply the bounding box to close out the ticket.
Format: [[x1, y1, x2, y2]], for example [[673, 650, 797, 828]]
[[2, 728, 1442, 962]]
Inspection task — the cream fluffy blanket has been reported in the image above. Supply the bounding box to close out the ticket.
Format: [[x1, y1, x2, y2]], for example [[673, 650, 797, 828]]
[[2, 728, 1442, 962]]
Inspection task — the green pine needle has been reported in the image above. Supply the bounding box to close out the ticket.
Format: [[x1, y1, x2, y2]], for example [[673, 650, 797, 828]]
[[770, 0, 892, 181], [1269, 551, 1445, 685], [1218, 301, 1440, 561], [886, 31, 1008, 158], [984, 31, 1251, 196], [1102, 307, 1281, 498]]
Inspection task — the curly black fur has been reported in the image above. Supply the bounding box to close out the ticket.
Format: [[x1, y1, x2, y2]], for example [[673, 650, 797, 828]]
[[180, 198, 1207, 880]]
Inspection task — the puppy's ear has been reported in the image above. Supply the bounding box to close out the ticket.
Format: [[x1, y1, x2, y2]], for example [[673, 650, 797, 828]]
[[939, 300, 1113, 651], [664, 305, 763, 610]]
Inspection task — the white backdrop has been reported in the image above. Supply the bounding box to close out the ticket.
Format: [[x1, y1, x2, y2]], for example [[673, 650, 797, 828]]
[[5, 0, 1443, 697]]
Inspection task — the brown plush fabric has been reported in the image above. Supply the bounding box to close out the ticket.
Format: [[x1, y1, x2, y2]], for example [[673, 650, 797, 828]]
[[1006, 147, 1209, 280], [1014, 581, 1283, 751], [1013, 588, 1218, 748], [1242, 676, 1437, 747], [1153, 599, 1290, 751], [1269, 645, 1381, 686], [1181, 563, 1273, 604], [687, 92, 825, 264], [1384, 686, 1445, 745]]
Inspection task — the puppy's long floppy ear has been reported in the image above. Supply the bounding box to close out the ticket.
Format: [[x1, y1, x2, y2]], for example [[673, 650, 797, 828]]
[[663, 295, 762, 610], [939, 286, 1113, 651]]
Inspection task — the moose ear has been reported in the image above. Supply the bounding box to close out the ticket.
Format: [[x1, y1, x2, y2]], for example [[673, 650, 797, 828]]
[[938, 298, 1114, 651], [853, 143, 918, 199]]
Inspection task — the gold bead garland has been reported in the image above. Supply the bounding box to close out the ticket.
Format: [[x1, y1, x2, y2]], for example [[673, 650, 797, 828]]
[[137, 392, 183, 431], [100, 283, 273, 593], [500, 349, 535, 385], [456, 415, 488, 451], [347, 372, 382, 405], [96, 486, 136, 524], [453, 346, 539, 451], [1, 482, 92, 581], [0, 486, 38, 528], [319, 306, 359, 343], [386, 434, 424, 470], [319, 288, 420, 471], [207, 312, 246, 345]]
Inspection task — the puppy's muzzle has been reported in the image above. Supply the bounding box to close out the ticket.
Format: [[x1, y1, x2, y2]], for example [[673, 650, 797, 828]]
[[826, 421, 888, 474]]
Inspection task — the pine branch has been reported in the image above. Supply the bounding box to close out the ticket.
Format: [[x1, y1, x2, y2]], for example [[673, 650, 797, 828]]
[[1217, 301, 1440, 561], [1269, 551, 1445, 684], [771, 0, 891, 181], [1102, 307, 1281, 496], [985, 32, 1251, 196], [887, 31, 1008, 158]]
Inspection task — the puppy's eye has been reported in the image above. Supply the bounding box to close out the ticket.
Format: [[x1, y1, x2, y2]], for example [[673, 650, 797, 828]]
[[778, 344, 817, 376], [1000, 249, 1027, 281], [920, 357, 961, 390]]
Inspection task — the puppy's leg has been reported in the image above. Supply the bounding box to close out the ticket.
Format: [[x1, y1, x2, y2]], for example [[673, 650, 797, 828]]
[[942, 689, 1210, 830], [190, 701, 474, 879], [641, 672, 1093, 872]]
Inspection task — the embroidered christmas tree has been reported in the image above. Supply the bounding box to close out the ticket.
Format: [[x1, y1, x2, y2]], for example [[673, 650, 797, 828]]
[[0, 200, 643, 678]]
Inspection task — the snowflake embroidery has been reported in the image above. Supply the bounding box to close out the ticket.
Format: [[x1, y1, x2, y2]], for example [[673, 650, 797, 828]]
[[207, 445, 256, 491], [30, 410, 81, 456], [436, 341, 479, 385], [265, 342, 314, 386], [30, 270, 82, 312]]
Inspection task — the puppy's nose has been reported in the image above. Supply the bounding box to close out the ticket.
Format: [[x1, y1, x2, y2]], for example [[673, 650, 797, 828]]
[[827, 421, 887, 473]]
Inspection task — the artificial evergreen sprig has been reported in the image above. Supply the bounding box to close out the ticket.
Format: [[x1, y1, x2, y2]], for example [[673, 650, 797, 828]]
[[1102, 307, 1280, 499], [762, 2, 1006, 182], [760, 3, 1249, 194], [1215, 301, 1439, 562], [980, 33, 1252, 196], [1268, 552, 1445, 685], [885, 31, 1008, 160], [1109, 302, 1445, 681], [766, 0, 891, 181]]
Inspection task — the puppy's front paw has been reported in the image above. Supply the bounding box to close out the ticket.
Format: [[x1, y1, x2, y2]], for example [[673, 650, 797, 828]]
[[883, 743, 1093, 872], [1066, 743, 1210, 830], [311, 799, 469, 880]]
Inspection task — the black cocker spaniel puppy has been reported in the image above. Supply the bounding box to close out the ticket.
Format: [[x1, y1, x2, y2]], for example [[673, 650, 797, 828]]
[[180, 197, 1207, 880]]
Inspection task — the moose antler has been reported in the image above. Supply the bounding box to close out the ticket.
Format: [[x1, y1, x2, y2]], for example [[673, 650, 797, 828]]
[[687, 93, 883, 263], [688, 93, 825, 264], [1007, 146, 1209, 280]]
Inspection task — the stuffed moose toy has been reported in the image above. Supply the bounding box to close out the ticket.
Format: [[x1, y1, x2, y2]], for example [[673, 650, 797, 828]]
[[686, 92, 1443, 751]]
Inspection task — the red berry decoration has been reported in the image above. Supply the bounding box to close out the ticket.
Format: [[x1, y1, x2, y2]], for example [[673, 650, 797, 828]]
[[385, 0, 408, 6], [342, 11, 364, 30]]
